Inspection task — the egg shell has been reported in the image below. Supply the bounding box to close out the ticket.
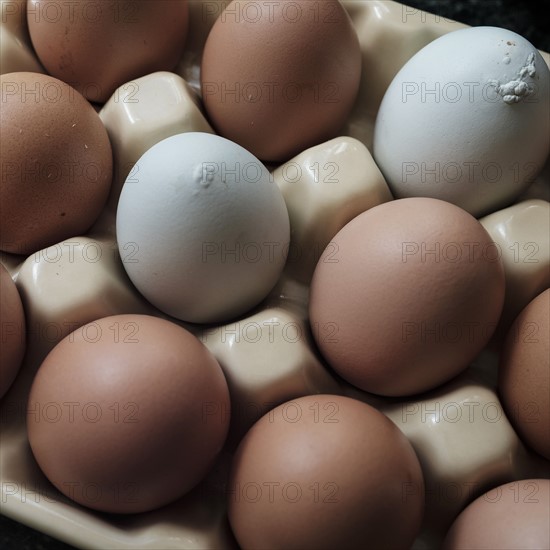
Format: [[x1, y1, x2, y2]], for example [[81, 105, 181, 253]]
[[443, 479, 550, 549], [373, 26, 550, 217], [0, 264, 26, 398], [200, 0, 362, 162], [116, 132, 290, 324], [227, 394, 424, 550], [499, 289, 550, 459], [0, 72, 112, 255], [309, 197, 506, 396], [26, 314, 230, 514], [27, 0, 189, 103]]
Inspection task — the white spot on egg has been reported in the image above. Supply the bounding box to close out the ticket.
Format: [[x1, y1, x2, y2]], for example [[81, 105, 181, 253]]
[[193, 163, 211, 188], [488, 53, 537, 104]]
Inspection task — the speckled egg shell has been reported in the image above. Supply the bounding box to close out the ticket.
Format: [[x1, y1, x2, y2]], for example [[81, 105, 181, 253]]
[[0, 72, 112, 255], [27, 0, 189, 103]]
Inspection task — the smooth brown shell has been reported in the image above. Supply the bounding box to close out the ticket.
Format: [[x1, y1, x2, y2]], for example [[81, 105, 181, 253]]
[[228, 395, 424, 550], [499, 289, 550, 460], [0, 264, 26, 398], [0, 72, 112, 255], [201, 0, 361, 162], [443, 479, 550, 549], [309, 198, 506, 396], [27, 0, 189, 103], [27, 314, 231, 513]]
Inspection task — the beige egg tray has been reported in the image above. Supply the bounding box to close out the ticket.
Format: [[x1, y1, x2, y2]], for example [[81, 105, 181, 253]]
[[1, 0, 549, 548]]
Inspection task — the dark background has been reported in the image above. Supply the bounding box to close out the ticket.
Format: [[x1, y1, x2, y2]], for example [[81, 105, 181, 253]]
[[1, 1, 548, 549], [405, 0, 549, 51]]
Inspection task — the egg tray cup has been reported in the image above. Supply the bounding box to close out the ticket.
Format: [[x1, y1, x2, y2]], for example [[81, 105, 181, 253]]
[[1, 1, 549, 549]]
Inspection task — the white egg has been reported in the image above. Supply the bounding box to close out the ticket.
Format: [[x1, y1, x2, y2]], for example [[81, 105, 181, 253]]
[[116, 133, 290, 323], [373, 27, 549, 217]]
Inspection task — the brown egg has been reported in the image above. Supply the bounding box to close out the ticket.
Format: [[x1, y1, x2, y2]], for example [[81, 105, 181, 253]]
[[0, 264, 26, 398], [27, 0, 189, 103], [309, 198, 505, 396], [27, 314, 230, 513], [443, 479, 550, 549], [499, 289, 549, 460], [227, 395, 424, 550], [0, 72, 112, 255], [201, 0, 361, 162]]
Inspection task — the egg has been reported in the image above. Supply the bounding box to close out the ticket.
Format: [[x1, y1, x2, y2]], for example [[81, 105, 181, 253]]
[[200, 0, 361, 162], [373, 27, 550, 217], [227, 395, 424, 550], [443, 479, 550, 549], [0, 264, 26, 399], [309, 198, 505, 396], [0, 72, 112, 255], [27, 314, 230, 513], [499, 289, 549, 460], [116, 132, 290, 324], [27, 0, 189, 103]]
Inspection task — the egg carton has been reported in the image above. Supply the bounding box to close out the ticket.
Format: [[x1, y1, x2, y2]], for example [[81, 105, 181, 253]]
[[1, 0, 549, 548]]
